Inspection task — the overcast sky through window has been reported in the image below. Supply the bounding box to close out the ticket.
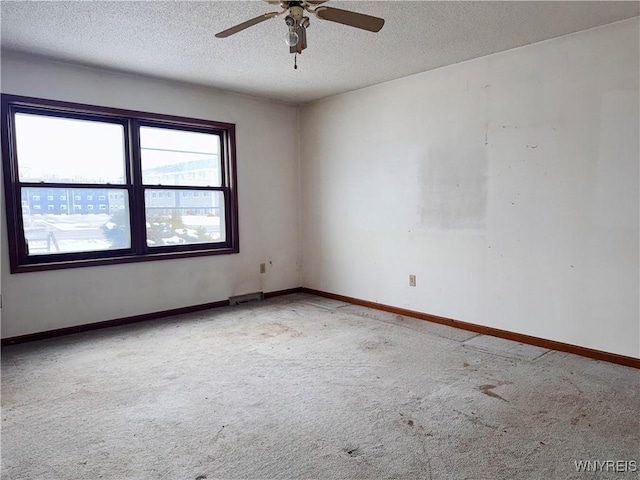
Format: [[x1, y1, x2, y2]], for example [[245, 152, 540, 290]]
[[15, 114, 221, 184], [15, 113, 126, 183]]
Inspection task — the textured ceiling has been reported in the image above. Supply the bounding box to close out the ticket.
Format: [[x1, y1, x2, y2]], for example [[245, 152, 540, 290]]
[[1, 1, 638, 103]]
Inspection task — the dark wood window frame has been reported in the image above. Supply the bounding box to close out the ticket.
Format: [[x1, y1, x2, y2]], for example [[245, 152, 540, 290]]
[[2, 94, 239, 273]]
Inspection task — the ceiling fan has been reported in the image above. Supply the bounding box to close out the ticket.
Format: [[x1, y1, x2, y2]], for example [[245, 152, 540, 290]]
[[215, 1, 385, 57]]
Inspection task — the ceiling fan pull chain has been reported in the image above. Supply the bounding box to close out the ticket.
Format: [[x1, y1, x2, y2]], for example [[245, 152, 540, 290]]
[[294, 53, 298, 70]]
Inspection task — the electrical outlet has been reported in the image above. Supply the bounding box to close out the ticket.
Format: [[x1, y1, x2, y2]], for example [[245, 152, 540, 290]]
[[260, 263, 266, 274], [409, 275, 416, 287]]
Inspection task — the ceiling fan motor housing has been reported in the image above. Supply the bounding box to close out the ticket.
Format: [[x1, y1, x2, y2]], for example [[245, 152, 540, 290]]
[[289, 5, 304, 21]]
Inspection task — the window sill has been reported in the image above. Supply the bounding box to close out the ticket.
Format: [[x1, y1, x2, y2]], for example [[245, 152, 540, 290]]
[[12, 246, 240, 273]]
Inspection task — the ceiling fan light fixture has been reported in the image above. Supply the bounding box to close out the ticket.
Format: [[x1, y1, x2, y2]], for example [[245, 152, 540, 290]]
[[215, 1, 386, 55], [285, 29, 299, 46]]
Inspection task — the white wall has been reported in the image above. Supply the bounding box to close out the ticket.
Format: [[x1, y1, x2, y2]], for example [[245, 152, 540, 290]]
[[1, 52, 300, 338], [300, 19, 640, 358]]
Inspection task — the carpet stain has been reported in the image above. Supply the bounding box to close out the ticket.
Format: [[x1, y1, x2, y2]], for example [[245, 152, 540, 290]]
[[344, 447, 362, 458], [478, 384, 508, 402], [260, 323, 302, 338], [213, 425, 225, 443], [563, 377, 584, 394], [399, 414, 432, 438], [571, 413, 587, 425], [453, 408, 500, 431], [360, 338, 394, 351], [195, 475, 207, 480]]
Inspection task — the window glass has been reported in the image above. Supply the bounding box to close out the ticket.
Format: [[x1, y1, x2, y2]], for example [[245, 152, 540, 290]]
[[140, 127, 221, 187], [15, 114, 126, 184], [145, 190, 225, 246], [21, 187, 130, 254]]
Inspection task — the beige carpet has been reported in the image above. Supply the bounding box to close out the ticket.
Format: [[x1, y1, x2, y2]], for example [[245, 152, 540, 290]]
[[2, 293, 638, 479]]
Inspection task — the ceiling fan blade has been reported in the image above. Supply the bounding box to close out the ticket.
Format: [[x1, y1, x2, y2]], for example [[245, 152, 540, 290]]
[[314, 6, 384, 32], [215, 12, 279, 38]]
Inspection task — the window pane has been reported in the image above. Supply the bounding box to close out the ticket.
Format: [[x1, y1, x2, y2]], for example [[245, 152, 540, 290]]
[[145, 189, 225, 246], [140, 127, 221, 187], [15, 114, 126, 184], [22, 187, 130, 254]]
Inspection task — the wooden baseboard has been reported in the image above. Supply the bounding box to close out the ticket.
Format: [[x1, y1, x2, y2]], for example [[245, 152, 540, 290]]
[[1, 287, 303, 346], [301, 288, 640, 369], [264, 287, 303, 298], [4, 285, 637, 369]]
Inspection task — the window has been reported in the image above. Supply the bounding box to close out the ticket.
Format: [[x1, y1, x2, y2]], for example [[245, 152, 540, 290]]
[[47, 195, 54, 201], [48, 205, 54, 211], [2, 94, 238, 273]]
